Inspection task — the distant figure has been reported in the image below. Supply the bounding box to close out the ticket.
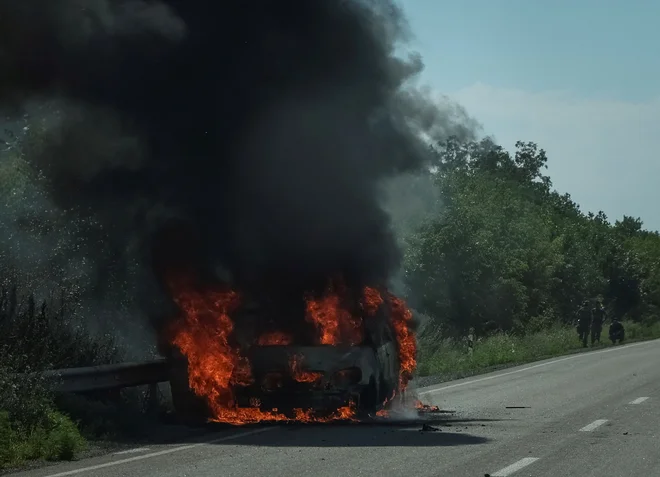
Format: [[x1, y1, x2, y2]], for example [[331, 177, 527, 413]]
[[576, 300, 592, 348], [609, 318, 625, 344], [467, 327, 475, 355], [590, 301, 606, 345]]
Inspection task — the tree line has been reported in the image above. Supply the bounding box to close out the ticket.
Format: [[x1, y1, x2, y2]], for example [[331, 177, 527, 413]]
[[402, 137, 660, 338]]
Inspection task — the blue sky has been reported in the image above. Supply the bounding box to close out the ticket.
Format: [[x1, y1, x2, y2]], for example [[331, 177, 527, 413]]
[[398, 0, 660, 230]]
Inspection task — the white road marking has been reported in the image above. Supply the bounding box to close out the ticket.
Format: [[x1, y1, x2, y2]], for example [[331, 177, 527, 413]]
[[417, 339, 657, 396], [629, 397, 649, 405], [43, 427, 277, 477], [579, 419, 608, 432], [113, 447, 150, 455], [491, 457, 540, 476]]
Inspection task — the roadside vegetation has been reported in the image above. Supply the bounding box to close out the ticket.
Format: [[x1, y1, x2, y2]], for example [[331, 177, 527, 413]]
[[0, 284, 122, 469], [406, 138, 660, 376], [0, 128, 171, 470], [0, 282, 165, 470], [0, 124, 124, 469], [417, 320, 660, 380]]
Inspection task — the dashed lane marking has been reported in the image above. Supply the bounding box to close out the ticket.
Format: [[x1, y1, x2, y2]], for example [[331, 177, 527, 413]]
[[491, 457, 540, 476], [629, 397, 650, 405], [579, 419, 608, 432]]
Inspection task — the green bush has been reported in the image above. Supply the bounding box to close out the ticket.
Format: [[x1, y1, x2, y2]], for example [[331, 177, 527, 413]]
[[0, 285, 121, 468], [0, 354, 86, 468], [0, 357, 53, 429], [0, 412, 13, 465], [0, 285, 122, 372], [417, 321, 660, 378], [0, 408, 86, 469]]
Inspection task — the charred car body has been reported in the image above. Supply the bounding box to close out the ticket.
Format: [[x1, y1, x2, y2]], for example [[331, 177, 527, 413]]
[[168, 288, 402, 423], [235, 342, 398, 415]]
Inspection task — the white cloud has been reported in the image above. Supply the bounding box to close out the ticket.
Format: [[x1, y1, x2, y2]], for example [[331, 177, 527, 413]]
[[445, 82, 660, 230]]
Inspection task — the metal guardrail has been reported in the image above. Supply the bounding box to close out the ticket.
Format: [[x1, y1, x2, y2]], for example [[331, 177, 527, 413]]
[[39, 358, 171, 393]]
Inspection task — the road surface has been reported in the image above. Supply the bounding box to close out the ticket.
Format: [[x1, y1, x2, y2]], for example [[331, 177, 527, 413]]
[[9, 339, 660, 477]]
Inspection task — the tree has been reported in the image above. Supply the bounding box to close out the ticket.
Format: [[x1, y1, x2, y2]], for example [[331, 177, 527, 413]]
[[404, 137, 660, 337]]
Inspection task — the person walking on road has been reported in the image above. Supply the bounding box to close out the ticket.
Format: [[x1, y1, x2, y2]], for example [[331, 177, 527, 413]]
[[576, 300, 592, 348], [590, 300, 606, 346]]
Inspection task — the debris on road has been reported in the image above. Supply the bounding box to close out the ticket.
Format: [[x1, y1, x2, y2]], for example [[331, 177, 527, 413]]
[[421, 423, 439, 432], [414, 400, 455, 416], [415, 400, 440, 413]]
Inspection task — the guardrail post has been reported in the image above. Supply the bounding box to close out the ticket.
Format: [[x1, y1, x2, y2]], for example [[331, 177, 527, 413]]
[[147, 382, 160, 414]]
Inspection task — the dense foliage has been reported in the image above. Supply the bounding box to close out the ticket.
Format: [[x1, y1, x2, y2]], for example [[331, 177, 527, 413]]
[[0, 285, 121, 468], [405, 137, 660, 337], [1, 126, 123, 466]]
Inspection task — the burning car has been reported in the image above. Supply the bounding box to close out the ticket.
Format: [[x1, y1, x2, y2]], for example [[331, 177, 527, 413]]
[[165, 277, 416, 425]]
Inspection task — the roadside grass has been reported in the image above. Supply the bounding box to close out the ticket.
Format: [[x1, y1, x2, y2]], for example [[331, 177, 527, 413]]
[[0, 365, 88, 470], [416, 320, 660, 380], [0, 285, 122, 470], [0, 410, 86, 470]]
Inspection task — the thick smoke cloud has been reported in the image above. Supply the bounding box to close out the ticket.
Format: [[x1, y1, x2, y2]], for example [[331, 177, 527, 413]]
[[0, 0, 476, 329]]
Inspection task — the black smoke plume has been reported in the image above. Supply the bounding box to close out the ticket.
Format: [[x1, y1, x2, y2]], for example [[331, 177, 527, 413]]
[[0, 0, 475, 333]]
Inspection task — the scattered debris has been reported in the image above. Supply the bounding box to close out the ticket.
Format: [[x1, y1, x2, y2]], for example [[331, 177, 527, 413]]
[[623, 432, 629, 435], [421, 423, 439, 432], [416, 404, 454, 415], [415, 400, 441, 413], [505, 406, 530, 409]]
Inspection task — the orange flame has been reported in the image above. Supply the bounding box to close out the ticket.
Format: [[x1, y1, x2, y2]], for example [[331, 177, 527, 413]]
[[294, 403, 357, 422], [362, 286, 384, 315], [362, 287, 417, 392], [257, 331, 294, 345], [414, 399, 440, 412], [305, 281, 363, 345], [169, 285, 250, 401], [289, 354, 324, 384], [388, 293, 416, 390], [167, 274, 416, 425]]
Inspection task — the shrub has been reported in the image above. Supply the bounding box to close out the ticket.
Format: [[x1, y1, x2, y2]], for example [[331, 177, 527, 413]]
[[0, 408, 86, 469], [417, 321, 660, 378], [0, 285, 119, 467], [0, 285, 122, 372]]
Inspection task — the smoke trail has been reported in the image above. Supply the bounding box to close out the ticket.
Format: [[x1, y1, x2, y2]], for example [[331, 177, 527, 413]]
[[0, 0, 477, 334]]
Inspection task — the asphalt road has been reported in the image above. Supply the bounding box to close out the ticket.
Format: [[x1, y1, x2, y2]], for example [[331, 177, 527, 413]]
[[10, 339, 660, 477]]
